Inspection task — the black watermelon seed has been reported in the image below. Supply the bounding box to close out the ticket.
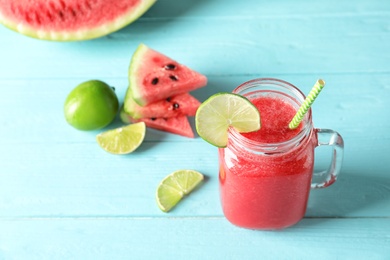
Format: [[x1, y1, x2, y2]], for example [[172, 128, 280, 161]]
[[173, 103, 180, 110], [164, 64, 176, 70], [166, 97, 172, 102], [169, 75, 178, 81], [151, 117, 157, 121], [151, 78, 159, 85]]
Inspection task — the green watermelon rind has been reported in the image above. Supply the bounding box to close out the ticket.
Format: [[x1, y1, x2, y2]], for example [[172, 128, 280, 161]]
[[124, 88, 143, 119], [0, 0, 156, 41], [120, 106, 131, 124], [128, 43, 149, 105]]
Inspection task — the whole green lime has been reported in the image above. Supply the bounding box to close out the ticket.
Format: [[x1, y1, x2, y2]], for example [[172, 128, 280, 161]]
[[64, 80, 119, 131]]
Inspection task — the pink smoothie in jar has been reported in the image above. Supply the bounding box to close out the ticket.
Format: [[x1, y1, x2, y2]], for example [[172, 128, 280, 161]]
[[219, 79, 317, 230]]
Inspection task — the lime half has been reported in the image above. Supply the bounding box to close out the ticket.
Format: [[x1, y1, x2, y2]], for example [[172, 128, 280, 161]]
[[96, 122, 146, 154], [195, 92, 261, 147], [156, 170, 204, 212]]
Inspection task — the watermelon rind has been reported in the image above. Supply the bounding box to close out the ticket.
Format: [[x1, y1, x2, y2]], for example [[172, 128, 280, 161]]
[[0, 0, 156, 41], [124, 89, 142, 119], [128, 44, 150, 105], [120, 107, 132, 124]]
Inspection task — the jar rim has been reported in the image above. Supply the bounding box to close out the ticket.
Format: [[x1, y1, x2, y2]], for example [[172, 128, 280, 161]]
[[229, 78, 313, 152]]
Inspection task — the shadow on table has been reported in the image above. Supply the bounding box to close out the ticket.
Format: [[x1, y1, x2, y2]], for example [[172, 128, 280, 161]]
[[306, 170, 390, 220]]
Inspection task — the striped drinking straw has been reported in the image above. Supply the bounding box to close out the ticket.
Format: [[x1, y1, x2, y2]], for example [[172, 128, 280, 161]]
[[288, 79, 325, 130]]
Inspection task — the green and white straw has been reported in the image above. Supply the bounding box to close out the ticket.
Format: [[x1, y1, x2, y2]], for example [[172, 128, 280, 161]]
[[288, 79, 325, 130]]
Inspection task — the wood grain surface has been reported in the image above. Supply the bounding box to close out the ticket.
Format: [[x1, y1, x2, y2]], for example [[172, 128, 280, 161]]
[[0, 0, 389, 259]]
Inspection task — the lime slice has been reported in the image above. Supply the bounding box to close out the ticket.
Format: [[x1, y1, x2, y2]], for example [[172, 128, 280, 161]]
[[96, 122, 146, 154], [156, 170, 204, 212], [195, 92, 261, 147]]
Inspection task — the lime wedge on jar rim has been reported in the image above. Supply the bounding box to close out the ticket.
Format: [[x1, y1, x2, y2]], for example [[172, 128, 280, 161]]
[[195, 92, 261, 148], [156, 170, 204, 212], [96, 122, 146, 154]]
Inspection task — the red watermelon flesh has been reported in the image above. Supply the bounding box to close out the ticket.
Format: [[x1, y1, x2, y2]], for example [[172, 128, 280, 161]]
[[133, 116, 194, 138], [129, 116, 194, 138], [124, 91, 200, 119], [120, 108, 194, 138], [0, 0, 156, 41], [129, 44, 207, 106]]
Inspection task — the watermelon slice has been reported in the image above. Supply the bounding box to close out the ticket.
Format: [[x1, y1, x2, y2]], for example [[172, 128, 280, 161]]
[[0, 0, 156, 41], [132, 116, 194, 138], [120, 108, 194, 138], [128, 44, 208, 106], [124, 90, 201, 119]]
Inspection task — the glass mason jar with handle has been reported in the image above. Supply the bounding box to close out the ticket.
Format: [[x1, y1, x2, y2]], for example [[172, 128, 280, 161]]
[[219, 78, 344, 230]]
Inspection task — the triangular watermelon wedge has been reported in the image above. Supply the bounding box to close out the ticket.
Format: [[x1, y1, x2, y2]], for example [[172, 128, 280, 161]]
[[120, 108, 194, 138], [128, 44, 207, 106], [124, 90, 201, 119]]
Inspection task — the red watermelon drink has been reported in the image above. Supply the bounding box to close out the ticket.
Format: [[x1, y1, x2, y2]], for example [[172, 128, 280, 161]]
[[218, 78, 344, 230]]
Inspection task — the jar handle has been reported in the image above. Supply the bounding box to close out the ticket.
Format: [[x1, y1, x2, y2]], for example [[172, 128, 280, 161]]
[[311, 129, 344, 189]]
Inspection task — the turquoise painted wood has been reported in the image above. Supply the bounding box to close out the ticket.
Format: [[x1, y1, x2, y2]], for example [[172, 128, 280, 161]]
[[0, 0, 389, 258]]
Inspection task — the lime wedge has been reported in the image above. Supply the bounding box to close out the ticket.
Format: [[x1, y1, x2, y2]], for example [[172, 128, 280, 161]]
[[195, 92, 261, 147], [156, 170, 204, 212], [96, 122, 146, 154]]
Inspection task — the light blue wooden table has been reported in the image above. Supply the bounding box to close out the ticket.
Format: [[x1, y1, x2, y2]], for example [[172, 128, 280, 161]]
[[1, 0, 389, 259]]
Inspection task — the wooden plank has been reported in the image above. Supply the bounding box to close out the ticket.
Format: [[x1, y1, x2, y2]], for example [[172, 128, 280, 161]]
[[0, 73, 389, 143], [0, 218, 389, 259], [0, 140, 219, 217], [0, 140, 389, 217], [0, 2, 389, 79], [0, 74, 389, 217], [0, 0, 389, 258]]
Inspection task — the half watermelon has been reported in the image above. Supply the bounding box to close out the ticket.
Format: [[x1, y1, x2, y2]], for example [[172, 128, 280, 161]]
[[128, 44, 208, 106], [0, 0, 156, 41]]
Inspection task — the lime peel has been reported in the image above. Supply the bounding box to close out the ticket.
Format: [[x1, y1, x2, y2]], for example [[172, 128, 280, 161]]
[[195, 92, 261, 148], [96, 122, 146, 154], [64, 80, 119, 131], [156, 169, 204, 212]]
